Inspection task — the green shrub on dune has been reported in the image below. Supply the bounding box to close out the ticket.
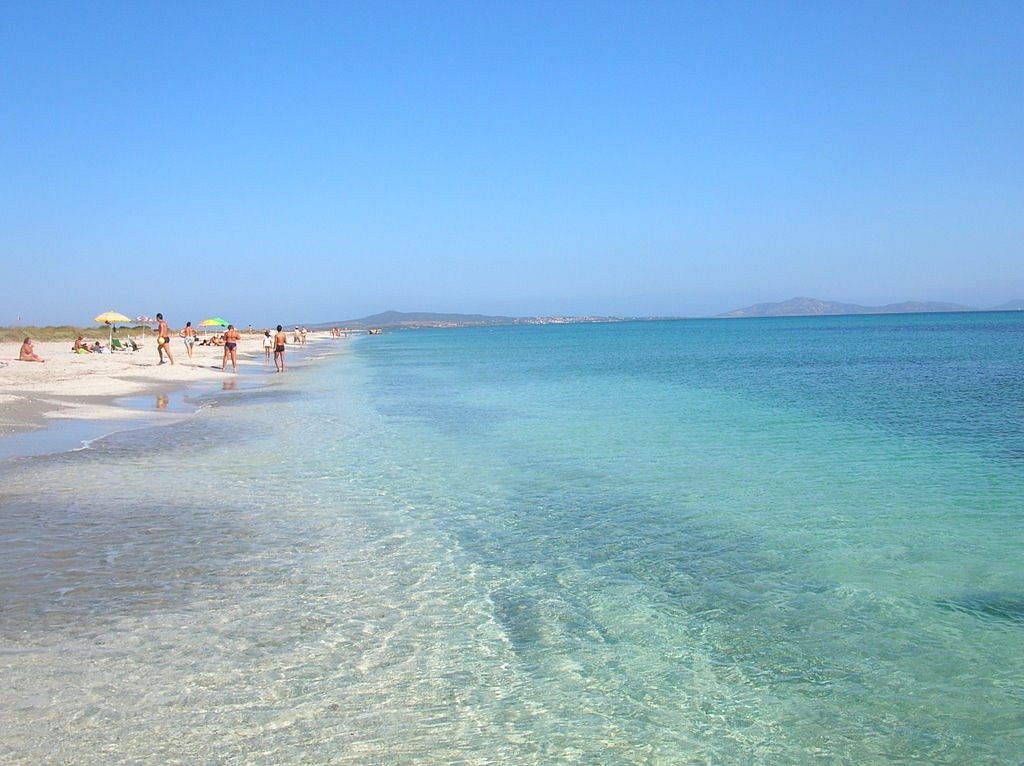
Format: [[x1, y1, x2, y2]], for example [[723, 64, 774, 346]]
[[0, 325, 151, 343]]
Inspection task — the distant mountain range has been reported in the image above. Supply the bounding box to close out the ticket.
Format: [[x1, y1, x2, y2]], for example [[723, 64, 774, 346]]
[[719, 297, 1024, 318], [306, 300, 1024, 330], [330, 310, 515, 329], [309, 310, 626, 330]]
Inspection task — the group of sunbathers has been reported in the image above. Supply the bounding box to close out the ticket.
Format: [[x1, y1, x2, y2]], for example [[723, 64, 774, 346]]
[[70, 335, 140, 353], [72, 336, 106, 354]]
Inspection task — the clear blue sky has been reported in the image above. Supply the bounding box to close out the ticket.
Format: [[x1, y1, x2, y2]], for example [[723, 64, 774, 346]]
[[2, 1, 1021, 326]]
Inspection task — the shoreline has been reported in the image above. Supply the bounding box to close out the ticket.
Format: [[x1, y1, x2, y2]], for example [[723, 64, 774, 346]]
[[0, 331, 336, 458]]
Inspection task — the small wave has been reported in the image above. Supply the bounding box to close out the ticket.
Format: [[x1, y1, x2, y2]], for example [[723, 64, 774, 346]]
[[937, 591, 1024, 623]]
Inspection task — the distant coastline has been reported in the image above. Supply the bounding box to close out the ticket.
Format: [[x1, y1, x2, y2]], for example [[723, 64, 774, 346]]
[[309, 299, 1024, 330], [718, 296, 1024, 319], [307, 311, 649, 331]]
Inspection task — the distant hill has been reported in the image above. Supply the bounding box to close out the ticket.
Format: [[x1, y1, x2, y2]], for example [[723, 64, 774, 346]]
[[310, 310, 517, 330], [308, 310, 649, 330], [720, 297, 982, 318], [304, 301, 1024, 328], [990, 299, 1024, 311]]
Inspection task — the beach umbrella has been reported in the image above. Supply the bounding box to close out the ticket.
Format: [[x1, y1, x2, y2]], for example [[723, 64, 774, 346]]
[[199, 317, 229, 337], [95, 310, 131, 324], [130, 315, 157, 347], [94, 310, 132, 345]]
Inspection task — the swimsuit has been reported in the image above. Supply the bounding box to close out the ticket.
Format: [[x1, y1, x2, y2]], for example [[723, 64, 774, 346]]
[[225, 342, 237, 350], [184, 336, 195, 346], [275, 344, 285, 353]]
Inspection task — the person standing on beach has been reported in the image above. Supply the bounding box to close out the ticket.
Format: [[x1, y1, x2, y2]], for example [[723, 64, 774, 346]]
[[180, 321, 198, 359], [273, 324, 287, 372], [222, 324, 241, 373], [155, 313, 175, 365], [262, 330, 273, 361]]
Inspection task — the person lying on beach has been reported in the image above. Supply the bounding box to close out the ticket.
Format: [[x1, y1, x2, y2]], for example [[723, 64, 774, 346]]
[[19, 337, 45, 362]]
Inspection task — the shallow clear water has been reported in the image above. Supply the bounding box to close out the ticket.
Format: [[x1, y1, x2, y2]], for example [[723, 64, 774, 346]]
[[2, 313, 1022, 764]]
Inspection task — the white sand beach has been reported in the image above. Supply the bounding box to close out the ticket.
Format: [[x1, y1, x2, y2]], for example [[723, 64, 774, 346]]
[[0, 332, 299, 436]]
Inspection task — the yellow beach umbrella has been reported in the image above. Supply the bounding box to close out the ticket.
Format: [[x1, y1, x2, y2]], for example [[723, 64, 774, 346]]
[[94, 310, 132, 345], [94, 310, 131, 324]]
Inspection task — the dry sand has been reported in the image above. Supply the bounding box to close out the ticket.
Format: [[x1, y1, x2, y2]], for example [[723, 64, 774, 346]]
[[0, 332, 292, 436]]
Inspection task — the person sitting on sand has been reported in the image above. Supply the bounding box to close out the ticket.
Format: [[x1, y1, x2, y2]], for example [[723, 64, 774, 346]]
[[73, 336, 91, 353], [19, 337, 45, 362], [91, 340, 106, 353]]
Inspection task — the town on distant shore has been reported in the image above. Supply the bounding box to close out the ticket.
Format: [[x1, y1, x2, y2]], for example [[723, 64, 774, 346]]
[[313, 298, 1024, 330]]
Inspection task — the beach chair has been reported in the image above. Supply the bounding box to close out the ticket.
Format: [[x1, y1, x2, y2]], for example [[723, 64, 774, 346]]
[[111, 338, 129, 352]]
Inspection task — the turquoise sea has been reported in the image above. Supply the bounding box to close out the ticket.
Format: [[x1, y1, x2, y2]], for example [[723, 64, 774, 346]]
[[1, 312, 1022, 764]]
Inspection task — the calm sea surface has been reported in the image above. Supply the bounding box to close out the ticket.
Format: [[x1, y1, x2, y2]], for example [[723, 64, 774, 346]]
[[2, 313, 1022, 764]]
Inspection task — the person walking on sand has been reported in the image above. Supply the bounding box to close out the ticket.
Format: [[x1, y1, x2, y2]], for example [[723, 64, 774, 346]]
[[180, 321, 198, 359], [155, 313, 175, 365], [262, 329, 273, 361], [274, 324, 287, 372], [221, 324, 241, 372], [19, 337, 45, 362]]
